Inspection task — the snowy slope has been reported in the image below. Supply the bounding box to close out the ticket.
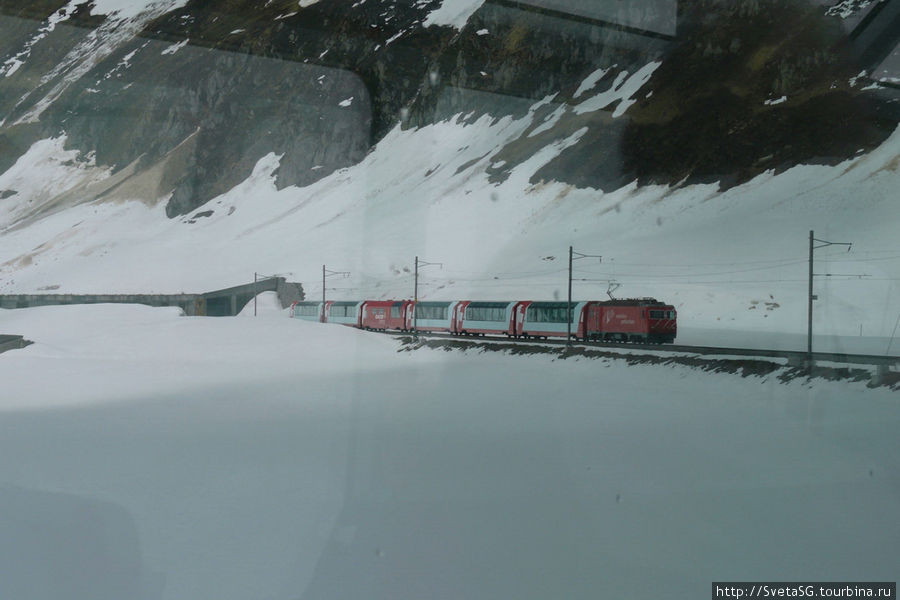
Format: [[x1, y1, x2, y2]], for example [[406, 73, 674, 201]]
[[422, 0, 485, 28], [0, 304, 897, 600], [1, 98, 898, 349]]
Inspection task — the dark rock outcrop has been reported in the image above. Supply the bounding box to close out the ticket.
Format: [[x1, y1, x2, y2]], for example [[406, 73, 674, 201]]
[[0, 0, 896, 221]]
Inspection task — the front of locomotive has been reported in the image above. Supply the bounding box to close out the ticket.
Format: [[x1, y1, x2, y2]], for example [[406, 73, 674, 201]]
[[647, 305, 677, 344]]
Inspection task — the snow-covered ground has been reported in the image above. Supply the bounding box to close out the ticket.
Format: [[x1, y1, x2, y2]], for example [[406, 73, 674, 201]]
[[422, 0, 485, 28], [0, 304, 897, 600]]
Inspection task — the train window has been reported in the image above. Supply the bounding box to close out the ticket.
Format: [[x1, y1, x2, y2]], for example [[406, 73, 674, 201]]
[[296, 304, 319, 316], [649, 310, 676, 319], [390, 306, 401, 318], [332, 305, 356, 318], [467, 306, 506, 321], [416, 305, 448, 320], [527, 306, 569, 323]]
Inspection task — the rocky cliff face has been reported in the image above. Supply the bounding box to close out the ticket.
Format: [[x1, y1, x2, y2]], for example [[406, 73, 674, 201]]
[[0, 0, 457, 220], [0, 0, 896, 223], [621, 0, 898, 187]]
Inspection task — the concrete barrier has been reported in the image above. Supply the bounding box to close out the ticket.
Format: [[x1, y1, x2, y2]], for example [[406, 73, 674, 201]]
[[0, 294, 204, 315], [200, 278, 304, 316], [0, 335, 31, 354], [0, 279, 304, 317]]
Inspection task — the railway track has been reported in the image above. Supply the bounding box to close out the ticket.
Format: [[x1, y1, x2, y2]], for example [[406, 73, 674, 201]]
[[387, 330, 900, 370]]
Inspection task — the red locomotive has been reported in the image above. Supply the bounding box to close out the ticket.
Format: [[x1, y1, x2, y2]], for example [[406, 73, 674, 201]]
[[583, 299, 677, 344]]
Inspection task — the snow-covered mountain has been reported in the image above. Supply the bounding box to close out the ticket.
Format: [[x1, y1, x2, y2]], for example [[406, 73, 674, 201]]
[[1, 0, 899, 348]]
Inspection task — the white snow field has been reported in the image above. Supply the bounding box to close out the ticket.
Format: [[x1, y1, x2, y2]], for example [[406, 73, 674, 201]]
[[0, 304, 897, 600]]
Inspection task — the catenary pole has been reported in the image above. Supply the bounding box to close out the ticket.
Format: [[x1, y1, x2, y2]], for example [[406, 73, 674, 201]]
[[414, 256, 418, 333], [808, 230, 813, 362], [567, 247, 602, 346], [412, 257, 443, 335], [321, 266, 351, 324], [567, 246, 573, 344], [807, 230, 852, 367]]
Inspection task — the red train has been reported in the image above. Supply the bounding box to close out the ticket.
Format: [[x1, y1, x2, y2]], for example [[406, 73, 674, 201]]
[[291, 298, 677, 344]]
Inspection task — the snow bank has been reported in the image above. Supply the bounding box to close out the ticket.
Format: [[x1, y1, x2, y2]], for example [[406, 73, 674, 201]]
[[0, 303, 402, 410], [423, 0, 485, 28], [0, 303, 896, 600], [89, 0, 189, 19]]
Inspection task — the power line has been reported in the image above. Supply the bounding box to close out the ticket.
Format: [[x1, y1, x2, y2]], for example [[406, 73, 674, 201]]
[[818, 254, 900, 263], [573, 260, 810, 278], [575, 277, 886, 284], [439, 266, 569, 277], [312, 274, 899, 291], [606, 257, 809, 267]]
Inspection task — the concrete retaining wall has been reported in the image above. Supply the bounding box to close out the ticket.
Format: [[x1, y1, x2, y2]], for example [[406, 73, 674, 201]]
[[0, 279, 304, 317], [0, 335, 31, 354]]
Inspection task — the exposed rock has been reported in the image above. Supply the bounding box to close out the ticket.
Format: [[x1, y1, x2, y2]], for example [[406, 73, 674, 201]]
[[0, 0, 896, 220], [620, 0, 896, 188]]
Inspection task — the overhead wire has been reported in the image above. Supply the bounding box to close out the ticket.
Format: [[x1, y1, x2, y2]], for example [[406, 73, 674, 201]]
[[292, 245, 899, 299]]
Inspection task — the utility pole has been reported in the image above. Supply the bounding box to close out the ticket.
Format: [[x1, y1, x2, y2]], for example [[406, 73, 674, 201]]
[[414, 256, 418, 331], [568, 246, 573, 343], [413, 256, 442, 334], [254, 271, 292, 316], [567, 246, 602, 345], [322, 265, 351, 323], [808, 230, 852, 365]]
